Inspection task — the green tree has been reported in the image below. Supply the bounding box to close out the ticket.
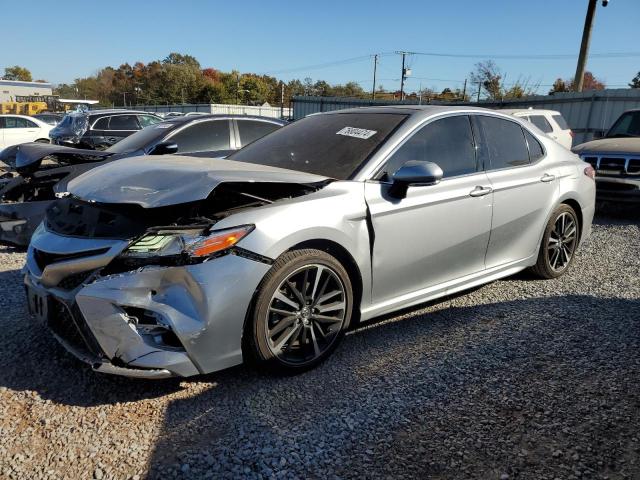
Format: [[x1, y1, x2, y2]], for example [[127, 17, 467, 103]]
[[4, 65, 32, 81]]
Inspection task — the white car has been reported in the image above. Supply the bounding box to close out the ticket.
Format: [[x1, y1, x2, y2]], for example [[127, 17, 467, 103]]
[[0, 115, 52, 153], [501, 109, 573, 149]]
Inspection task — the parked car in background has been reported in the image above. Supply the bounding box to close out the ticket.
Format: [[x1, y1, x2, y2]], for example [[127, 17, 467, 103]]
[[0, 115, 286, 246], [502, 109, 573, 149], [22, 106, 595, 378], [49, 110, 163, 150], [572, 109, 640, 202], [33, 113, 64, 126], [0, 115, 52, 155]]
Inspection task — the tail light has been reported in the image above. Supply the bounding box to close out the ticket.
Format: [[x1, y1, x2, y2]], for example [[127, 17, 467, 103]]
[[569, 130, 575, 138], [584, 165, 596, 179]]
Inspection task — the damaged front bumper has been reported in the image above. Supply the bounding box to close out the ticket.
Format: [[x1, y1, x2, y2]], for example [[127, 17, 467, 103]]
[[24, 226, 271, 378]]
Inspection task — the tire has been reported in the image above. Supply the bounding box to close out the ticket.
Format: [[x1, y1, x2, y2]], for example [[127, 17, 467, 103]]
[[530, 204, 580, 279], [245, 249, 353, 373]]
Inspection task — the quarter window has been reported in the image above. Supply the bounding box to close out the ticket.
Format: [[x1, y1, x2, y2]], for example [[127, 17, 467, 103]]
[[552, 114, 569, 130], [383, 115, 477, 179], [108, 115, 140, 130], [524, 130, 544, 162], [168, 120, 231, 152], [138, 115, 162, 127], [528, 115, 553, 133], [237, 120, 280, 146], [475, 116, 530, 169]]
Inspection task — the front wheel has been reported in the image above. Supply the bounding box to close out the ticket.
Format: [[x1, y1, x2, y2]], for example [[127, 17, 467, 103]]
[[245, 249, 353, 373], [530, 204, 579, 279]]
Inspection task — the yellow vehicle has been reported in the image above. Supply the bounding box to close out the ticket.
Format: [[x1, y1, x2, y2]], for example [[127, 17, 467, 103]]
[[0, 101, 48, 115]]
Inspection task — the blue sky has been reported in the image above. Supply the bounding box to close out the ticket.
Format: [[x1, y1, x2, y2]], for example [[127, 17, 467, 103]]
[[3, 0, 639, 94]]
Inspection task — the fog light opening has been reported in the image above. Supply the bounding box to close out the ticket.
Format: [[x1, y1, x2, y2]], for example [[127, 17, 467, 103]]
[[122, 307, 185, 351]]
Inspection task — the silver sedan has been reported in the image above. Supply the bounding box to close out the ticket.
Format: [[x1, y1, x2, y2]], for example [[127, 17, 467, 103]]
[[24, 106, 596, 378]]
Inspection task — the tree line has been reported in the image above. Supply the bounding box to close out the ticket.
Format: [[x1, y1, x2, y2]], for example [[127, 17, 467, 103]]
[[3, 56, 638, 106]]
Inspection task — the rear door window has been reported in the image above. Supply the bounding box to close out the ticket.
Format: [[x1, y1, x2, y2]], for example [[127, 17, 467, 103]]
[[475, 116, 530, 169], [237, 120, 281, 146], [529, 115, 553, 133], [168, 120, 231, 152], [108, 115, 140, 131], [92, 117, 110, 130], [4, 117, 30, 128], [384, 115, 477, 178]]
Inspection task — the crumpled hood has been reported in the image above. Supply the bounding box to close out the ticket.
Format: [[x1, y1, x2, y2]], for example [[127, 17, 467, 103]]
[[572, 137, 640, 155], [65, 155, 330, 208], [6, 142, 114, 175]]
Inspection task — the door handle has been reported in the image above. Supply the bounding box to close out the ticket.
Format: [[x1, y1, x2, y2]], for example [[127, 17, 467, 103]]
[[540, 173, 556, 183], [469, 186, 493, 197]]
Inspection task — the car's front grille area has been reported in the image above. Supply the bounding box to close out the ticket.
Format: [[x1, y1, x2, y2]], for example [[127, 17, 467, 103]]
[[48, 299, 104, 361], [582, 155, 640, 177], [33, 247, 110, 271], [57, 271, 94, 291]]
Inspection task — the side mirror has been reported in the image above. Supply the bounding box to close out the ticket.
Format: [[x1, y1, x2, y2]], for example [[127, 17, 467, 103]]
[[389, 160, 443, 199], [148, 141, 178, 155]]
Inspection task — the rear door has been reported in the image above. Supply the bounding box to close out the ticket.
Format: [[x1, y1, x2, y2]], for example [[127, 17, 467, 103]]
[[473, 115, 558, 268], [234, 119, 281, 148], [365, 114, 493, 304]]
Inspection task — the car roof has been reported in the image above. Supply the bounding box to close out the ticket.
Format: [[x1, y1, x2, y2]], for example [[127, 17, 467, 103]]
[[500, 108, 561, 115], [164, 114, 287, 125], [85, 109, 162, 117], [318, 104, 506, 118]]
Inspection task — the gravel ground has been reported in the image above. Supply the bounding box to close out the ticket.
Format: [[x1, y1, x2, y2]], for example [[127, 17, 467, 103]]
[[0, 207, 638, 480]]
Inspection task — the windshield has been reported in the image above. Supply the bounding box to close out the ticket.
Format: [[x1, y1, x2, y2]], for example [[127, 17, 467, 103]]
[[228, 113, 408, 179], [106, 122, 176, 154], [607, 111, 640, 138]]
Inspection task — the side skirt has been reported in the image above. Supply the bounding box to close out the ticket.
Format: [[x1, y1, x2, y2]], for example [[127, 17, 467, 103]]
[[359, 254, 536, 322]]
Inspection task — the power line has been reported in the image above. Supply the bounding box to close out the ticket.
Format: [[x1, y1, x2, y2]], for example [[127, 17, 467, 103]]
[[411, 50, 640, 60]]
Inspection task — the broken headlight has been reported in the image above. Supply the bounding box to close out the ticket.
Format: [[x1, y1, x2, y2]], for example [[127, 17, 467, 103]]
[[123, 225, 254, 259]]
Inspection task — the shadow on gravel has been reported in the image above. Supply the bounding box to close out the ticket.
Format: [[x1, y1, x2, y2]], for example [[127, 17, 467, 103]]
[[593, 203, 640, 226], [143, 294, 640, 479]]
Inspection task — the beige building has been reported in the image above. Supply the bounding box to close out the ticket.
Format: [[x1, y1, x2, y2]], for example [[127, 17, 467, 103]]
[[0, 79, 53, 102]]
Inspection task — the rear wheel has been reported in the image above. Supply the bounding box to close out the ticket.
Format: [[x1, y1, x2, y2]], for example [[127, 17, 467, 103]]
[[530, 204, 579, 279], [246, 249, 353, 372]]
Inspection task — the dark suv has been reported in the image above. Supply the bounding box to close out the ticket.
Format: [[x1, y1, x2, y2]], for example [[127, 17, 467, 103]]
[[49, 110, 163, 150]]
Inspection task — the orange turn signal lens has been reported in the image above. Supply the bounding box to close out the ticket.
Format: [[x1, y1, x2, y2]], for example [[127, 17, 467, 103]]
[[188, 226, 254, 257]]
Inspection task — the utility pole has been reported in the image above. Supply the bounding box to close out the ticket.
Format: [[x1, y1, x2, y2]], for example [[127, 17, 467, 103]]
[[462, 79, 467, 102], [476, 82, 481, 103], [236, 72, 240, 105], [396, 51, 414, 101], [372, 54, 378, 100], [280, 82, 285, 119], [574, 0, 609, 92]]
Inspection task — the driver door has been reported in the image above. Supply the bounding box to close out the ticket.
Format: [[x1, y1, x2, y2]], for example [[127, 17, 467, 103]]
[[364, 114, 493, 305]]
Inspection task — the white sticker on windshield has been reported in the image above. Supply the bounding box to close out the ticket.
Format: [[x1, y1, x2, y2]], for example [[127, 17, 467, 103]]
[[336, 126, 377, 139]]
